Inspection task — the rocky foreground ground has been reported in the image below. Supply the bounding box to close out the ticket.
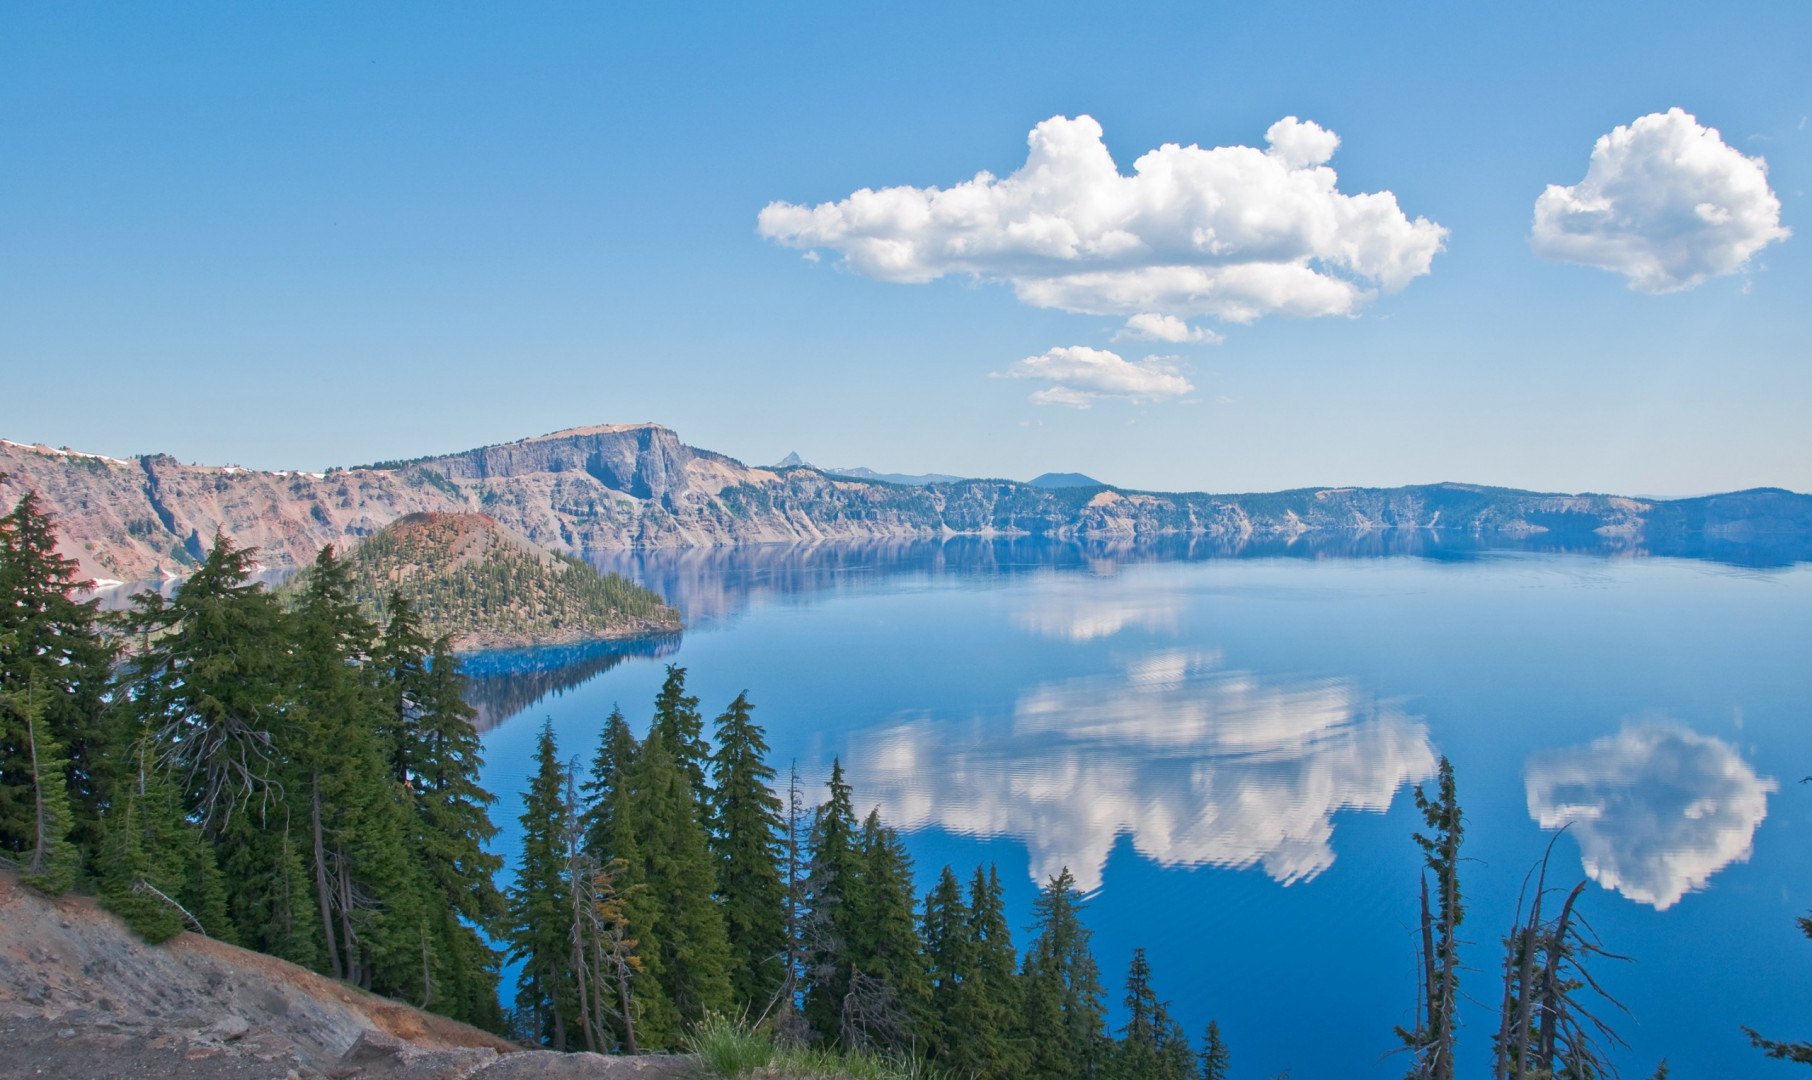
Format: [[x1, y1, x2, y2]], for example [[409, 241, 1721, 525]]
[[0, 874, 698, 1079]]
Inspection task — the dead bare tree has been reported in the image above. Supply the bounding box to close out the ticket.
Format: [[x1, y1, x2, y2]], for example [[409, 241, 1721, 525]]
[[839, 966, 912, 1056], [130, 879, 207, 935], [563, 768, 642, 1054], [1398, 757, 1465, 1080], [761, 760, 810, 1046], [1491, 836, 1631, 1080]]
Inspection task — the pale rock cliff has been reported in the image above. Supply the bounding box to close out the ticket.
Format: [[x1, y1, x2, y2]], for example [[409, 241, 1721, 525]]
[[3, 426, 1808, 585]]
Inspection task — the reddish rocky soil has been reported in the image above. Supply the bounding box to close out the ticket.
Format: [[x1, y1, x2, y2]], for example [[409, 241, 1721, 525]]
[[0, 874, 696, 1079]]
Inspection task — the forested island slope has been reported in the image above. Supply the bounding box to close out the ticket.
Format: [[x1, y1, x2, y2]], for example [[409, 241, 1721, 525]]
[[4, 424, 1808, 583], [344, 511, 681, 650]]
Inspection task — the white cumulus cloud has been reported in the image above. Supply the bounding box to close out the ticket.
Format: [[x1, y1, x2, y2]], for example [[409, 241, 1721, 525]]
[[1113, 313, 1224, 344], [1531, 108, 1791, 292], [1525, 723, 1776, 910], [759, 115, 1448, 323], [997, 346, 1192, 408]]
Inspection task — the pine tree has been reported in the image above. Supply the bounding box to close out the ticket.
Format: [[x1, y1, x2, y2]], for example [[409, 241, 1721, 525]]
[[652, 665, 709, 801], [507, 721, 578, 1048], [707, 691, 787, 1014], [1198, 1021, 1230, 1080], [626, 724, 732, 1039], [290, 547, 431, 997], [96, 723, 229, 942], [921, 865, 971, 1065], [121, 535, 316, 964], [581, 706, 635, 858], [377, 596, 505, 1029], [1109, 949, 1193, 1080], [846, 808, 926, 1050], [0, 490, 114, 883], [4, 684, 79, 893], [582, 706, 673, 1047], [1020, 868, 1109, 1080], [949, 864, 1021, 1079], [803, 759, 862, 1045]]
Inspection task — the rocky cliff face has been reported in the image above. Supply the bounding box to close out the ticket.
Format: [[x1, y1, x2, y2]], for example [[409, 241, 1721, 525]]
[[3, 426, 1808, 585]]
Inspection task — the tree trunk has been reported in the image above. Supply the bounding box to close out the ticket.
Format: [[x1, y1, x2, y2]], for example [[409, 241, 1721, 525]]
[[617, 957, 638, 1055], [311, 773, 344, 980], [337, 847, 362, 988], [24, 704, 50, 876]]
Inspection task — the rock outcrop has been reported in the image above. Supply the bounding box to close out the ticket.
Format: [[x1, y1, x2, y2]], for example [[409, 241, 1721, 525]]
[[4, 425, 1809, 586]]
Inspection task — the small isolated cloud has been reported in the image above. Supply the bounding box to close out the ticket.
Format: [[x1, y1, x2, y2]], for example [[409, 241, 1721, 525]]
[[1113, 313, 1224, 344], [759, 115, 1447, 323], [1532, 108, 1790, 292], [1525, 723, 1776, 910], [998, 346, 1192, 408]]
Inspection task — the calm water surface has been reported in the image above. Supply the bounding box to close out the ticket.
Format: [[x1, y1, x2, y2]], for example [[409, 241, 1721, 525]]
[[472, 542, 1812, 1079]]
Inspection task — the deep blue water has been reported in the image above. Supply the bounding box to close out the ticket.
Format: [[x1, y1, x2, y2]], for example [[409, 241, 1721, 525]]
[[472, 541, 1812, 1079]]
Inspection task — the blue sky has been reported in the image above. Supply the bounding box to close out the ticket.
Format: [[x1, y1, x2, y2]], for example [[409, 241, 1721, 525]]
[[1, 2, 1807, 494]]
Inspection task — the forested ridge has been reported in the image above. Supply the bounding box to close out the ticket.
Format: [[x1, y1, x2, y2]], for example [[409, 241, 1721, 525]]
[[343, 511, 680, 650], [1, 483, 1804, 1079]]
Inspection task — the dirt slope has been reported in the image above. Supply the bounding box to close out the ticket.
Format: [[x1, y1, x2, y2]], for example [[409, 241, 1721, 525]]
[[0, 874, 695, 1079]]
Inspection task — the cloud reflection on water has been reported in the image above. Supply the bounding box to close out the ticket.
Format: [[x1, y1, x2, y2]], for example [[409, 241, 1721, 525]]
[[1524, 724, 1776, 910], [1010, 578, 1183, 642], [847, 650, 1437, 891]]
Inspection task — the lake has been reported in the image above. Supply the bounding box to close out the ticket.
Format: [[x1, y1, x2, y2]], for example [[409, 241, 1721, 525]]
[[471, 539, 1812, 1079]]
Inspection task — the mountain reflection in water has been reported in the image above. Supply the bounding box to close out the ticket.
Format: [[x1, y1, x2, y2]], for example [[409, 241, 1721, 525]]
[[843, 650, 1437, 892], [586, 528, 1810, 635], [459, 635, 681, 732], [1524, 723, 1776, 910]]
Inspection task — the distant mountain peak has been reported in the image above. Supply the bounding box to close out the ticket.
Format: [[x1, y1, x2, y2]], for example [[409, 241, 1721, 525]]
[[1029, 472, 1105, 489], [827, 465, 966, 487], [771, 451, 811, 469]]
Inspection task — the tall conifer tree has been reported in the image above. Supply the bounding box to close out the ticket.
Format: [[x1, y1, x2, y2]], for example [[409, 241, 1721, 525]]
[[1020, 868, 1109, 1080], [1198, 1021, 1230, 1080], [377, 597, 504, 1029], [582, 706, 673, 1046], [0, 490, 114, 873], [708, 691, 787, 1013], [96, 722, 229, 942], [626, 725, 732, 1039], [291, 546, 424, 992], [581, 707, 635, 857], [921, 865, 971, 1065], [1108, 948, 1193, 1080], [652, 666, 709, 800], [803, 758, 861, 1045], [507, 721, 578, 1048], [949, 864, 1021, 1079], [849, 807, 927, 1046], [123, 536, 317, 965]]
